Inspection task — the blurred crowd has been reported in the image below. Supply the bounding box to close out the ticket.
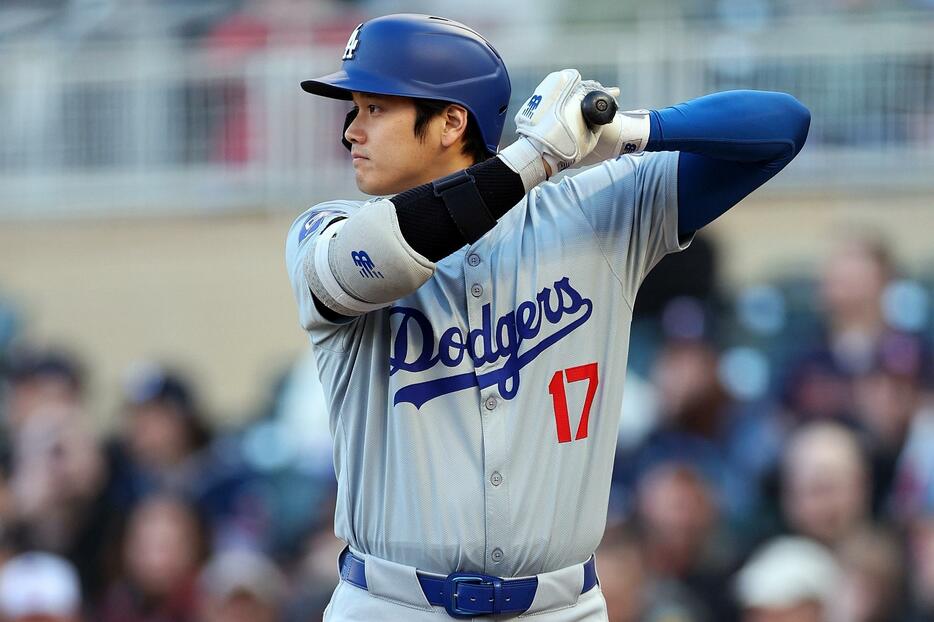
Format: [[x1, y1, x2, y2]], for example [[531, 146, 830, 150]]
[[1, 231, 933, 622], [601, 232, 934, 622], [0, 339, 344, 621], [2, 0, 933, 46]]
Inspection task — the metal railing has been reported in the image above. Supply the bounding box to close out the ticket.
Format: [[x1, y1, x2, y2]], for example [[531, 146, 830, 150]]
[[1, 15, 932, 218]]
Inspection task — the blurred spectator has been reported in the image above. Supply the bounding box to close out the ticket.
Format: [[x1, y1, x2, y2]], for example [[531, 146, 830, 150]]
[[735, 536, 840, 622], [906, 514, 934, 621], [615, 338, 781, 527], [851, 331, 931, 516], [3, 348, 84, 432], [780, 235, 897, 423], [819, 235, 894, 375], [282, 514, 344, 622], [889, 398, 934, 523], [0, 348, 115, 603], [106, 363, 212, 508], [828, 526, 907, 622], [0, 552, 81, 622], [781, 422, 871, 548], [652, 342, 725, 441], [636, 461, 718, 581], [596, 524, 647, 622], [97, 494, 208, 622], [193, 360, 337, 557], [633, 462, 738, 621], [197, 549, 286, 622], [8, 405, 106, 548], [780, 348, 853, 422]]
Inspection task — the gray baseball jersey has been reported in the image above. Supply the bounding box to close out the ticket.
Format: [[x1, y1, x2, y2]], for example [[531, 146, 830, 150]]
[[285, 150, 687, 578]]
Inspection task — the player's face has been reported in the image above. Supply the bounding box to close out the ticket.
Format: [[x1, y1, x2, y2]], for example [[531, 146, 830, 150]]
[[344, 93, 463, 195]]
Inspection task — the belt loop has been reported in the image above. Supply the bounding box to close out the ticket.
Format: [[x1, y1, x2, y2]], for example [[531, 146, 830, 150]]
[[337, 547, 349, 581], [525, 558, 586, 614], [491, 578, 504, 615]]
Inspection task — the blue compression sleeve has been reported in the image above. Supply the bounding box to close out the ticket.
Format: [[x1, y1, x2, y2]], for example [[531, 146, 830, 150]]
[[644, 90, 810, 235]]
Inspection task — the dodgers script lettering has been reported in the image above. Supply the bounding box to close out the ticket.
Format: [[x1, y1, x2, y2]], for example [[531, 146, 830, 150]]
[[388, 277, 593, 408]]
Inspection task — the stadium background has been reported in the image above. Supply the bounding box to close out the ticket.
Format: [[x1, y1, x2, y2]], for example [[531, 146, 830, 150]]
[[0, 0, 933, 620]]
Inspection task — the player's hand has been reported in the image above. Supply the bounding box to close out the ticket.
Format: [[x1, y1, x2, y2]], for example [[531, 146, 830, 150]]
[[578, 97, 653, 167], [513, 69, 605, 176], [577, 83, 624, 166]]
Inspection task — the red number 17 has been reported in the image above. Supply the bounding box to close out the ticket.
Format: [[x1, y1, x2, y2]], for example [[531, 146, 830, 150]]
[[547, 362, 599, 443]]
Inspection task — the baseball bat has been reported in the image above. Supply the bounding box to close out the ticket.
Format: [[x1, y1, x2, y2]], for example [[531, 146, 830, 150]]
[[581, 90, 618, 127]]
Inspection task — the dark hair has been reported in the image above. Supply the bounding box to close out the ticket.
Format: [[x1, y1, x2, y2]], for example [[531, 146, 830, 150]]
[[412, 99, 492, 164], [5, 347, 85, 395]]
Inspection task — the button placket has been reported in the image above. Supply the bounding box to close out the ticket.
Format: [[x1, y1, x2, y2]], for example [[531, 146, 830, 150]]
[[481, 389, 509, 573], [463, 246, 506, 572]]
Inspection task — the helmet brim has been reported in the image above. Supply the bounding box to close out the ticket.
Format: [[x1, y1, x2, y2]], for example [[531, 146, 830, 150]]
[[300, 71, 355, 100]]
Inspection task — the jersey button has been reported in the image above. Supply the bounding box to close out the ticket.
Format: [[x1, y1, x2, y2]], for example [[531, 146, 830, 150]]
[[470, 283, 483, 297], [491, 548, 504, 563], [490, 472, 503, 487], [484, 396, 497, 411], [467, 253, 481, 267]]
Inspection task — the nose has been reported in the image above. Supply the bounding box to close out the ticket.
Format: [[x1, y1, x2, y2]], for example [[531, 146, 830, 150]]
[[343, 108, 363, 147]]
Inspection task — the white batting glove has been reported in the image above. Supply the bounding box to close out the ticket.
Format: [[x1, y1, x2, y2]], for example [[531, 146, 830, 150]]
[[509, 69, 604, 177]]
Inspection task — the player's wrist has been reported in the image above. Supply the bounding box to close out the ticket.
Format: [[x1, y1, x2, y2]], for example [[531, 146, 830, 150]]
[[579, 109, 651, 167], [498, 137, 549, 190], [614, 109, 652, 155]]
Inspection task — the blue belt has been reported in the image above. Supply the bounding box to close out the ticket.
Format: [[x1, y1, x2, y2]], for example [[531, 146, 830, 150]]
[[338, 549, 598, 618]]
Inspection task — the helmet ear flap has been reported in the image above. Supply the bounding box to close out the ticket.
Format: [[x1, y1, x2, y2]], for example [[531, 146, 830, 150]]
[[342, 108, 358, 151]]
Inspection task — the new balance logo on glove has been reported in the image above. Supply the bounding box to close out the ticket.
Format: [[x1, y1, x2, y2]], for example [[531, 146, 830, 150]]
[[523, 95, 542, 118]]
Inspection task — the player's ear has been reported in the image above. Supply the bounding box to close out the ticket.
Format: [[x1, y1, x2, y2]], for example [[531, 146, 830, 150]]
[[440, 104, 469, 148]]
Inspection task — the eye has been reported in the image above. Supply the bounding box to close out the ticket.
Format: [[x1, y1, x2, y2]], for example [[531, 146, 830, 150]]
[[367, 104, 380, 114]]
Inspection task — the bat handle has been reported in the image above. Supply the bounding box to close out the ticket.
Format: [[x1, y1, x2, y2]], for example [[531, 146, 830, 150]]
[[581, 90, 618, 127]]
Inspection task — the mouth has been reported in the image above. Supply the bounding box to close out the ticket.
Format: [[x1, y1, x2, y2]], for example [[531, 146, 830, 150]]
[[351, 152, 369, 162]]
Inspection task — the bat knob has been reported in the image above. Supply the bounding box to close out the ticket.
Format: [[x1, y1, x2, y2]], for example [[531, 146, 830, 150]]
[[581, 90, 618, 126]]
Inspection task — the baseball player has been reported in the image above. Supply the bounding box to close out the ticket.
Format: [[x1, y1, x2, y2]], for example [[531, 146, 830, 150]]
[[285, 13, 809, 621]]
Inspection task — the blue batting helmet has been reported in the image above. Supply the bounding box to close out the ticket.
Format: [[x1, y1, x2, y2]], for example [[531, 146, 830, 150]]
[[301, 14, 512, 154]]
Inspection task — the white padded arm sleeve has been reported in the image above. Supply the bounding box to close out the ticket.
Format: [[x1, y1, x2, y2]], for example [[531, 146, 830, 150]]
[[303, 199, 436, 316]]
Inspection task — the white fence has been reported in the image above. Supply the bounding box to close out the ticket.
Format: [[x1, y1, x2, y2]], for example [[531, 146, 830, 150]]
[[1, 15, 932, 218]]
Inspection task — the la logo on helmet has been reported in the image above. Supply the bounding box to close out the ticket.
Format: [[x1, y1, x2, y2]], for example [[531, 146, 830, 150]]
[[342, 24, 363, 60]]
